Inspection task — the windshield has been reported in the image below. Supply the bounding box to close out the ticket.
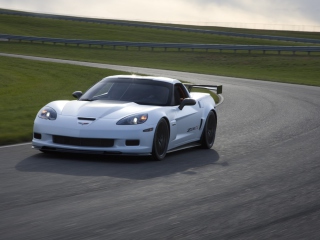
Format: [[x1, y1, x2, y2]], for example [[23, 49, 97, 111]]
[[80, 78, 172, 106]]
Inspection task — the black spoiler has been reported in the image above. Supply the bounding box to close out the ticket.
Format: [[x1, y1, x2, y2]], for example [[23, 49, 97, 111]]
[[184, 84, 223, 95]]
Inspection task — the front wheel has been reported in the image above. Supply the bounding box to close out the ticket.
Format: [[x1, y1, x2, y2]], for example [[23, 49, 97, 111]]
[[151, 118, 169, 161], [201, 111, 217, 149]]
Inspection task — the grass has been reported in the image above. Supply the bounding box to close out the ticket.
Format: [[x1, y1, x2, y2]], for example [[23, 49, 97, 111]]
[[0, 12, 319, 87], [0, 56, 126, 145], [2, 9, 320, 41], [0, 11, 320, 145], [178, 24, 320, 40], [0, 56, 220, 146], [1, 42, 320, 86], [0, 14, 317, 46]]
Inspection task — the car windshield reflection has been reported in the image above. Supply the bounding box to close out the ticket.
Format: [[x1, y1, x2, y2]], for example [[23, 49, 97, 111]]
[[80, 78, 172, 106]]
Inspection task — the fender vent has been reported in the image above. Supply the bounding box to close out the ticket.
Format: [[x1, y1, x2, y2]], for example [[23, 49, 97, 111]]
[[78, 117, 96, 121], [199, 119, 203, 130]]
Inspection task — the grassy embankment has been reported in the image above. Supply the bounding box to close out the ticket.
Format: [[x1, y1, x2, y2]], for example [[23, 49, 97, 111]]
[[0, 56, 126, 145], [1, 13, 320, 86], [0, 12, 320, 145], [0, 56, 217, 145]]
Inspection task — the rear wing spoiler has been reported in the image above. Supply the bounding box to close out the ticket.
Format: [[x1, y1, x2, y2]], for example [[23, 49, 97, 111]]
[[184, 84, 223, 95]]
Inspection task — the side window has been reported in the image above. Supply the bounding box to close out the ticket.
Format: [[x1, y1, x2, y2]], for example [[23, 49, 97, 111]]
[[174, 84, 188, 105]]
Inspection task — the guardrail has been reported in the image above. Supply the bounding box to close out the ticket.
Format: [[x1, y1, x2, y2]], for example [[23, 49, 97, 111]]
[[1, 9, 320, 44], [1, 34, 320, 54]]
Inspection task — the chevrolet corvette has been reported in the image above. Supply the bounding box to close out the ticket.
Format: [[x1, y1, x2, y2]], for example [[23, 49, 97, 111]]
[[32, 75, 222, 160]]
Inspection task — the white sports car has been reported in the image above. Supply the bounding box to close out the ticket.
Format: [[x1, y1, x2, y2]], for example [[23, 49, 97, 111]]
[[32, 75, 222, 160]]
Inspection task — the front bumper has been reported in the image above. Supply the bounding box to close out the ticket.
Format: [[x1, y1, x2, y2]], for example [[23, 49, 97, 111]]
[[32, 116, 155, 155]]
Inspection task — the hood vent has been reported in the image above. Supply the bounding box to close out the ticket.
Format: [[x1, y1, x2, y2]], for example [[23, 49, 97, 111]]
[[78, 117, 96, 121]]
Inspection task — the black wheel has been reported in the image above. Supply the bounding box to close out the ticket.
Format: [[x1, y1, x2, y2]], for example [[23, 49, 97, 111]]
[[201, 111, 217, 149], [151, 118, 169, 161]]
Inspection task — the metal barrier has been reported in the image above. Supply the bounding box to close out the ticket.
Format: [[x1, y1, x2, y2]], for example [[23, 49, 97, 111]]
[[1, 34, 320, 54], [1, 9, 320, 44]]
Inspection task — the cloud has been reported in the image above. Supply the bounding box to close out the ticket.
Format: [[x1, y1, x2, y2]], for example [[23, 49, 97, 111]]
[[0, 0, 319, 30], [187, 0, 320, 24]]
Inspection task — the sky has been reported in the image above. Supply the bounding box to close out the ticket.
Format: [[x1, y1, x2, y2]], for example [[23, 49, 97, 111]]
[[1, 0, 320, 31]]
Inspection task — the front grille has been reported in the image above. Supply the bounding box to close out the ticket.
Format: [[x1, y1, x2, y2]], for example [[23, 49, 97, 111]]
[[53, 135, 114, 147]]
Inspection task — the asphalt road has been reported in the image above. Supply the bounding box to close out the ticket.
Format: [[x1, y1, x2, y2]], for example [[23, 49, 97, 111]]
[[1, 53, 320, 239]]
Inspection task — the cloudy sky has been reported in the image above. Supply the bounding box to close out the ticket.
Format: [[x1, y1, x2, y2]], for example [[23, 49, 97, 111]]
[[1, 0, 320, 31]]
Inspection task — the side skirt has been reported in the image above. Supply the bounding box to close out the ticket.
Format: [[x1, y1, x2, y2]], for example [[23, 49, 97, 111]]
[[167, 142, 201, 153]]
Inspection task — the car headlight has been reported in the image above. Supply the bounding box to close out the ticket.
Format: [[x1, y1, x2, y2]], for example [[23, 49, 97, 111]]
[[117, 113, 148, 125], [38, 107, 57, 120]]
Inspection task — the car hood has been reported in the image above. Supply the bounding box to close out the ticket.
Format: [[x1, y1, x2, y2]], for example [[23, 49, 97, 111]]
[[48, 100, 159, 119]]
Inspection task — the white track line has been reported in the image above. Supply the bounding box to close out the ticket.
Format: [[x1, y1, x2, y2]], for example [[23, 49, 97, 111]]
[[0, 142, 31, 149]]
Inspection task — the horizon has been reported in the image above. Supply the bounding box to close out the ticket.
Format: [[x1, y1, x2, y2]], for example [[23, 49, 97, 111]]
[[1, 0, 320, 32]]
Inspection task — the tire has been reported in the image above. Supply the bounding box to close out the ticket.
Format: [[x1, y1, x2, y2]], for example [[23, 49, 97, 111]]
[[201, 111, 217, 149], [151, 118, 169, 161]]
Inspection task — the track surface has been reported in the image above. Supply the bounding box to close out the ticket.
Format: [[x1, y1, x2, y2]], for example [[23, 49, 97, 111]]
[[1, 53, 320, 239]]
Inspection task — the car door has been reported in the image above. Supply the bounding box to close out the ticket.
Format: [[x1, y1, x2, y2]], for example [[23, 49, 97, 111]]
[[171, 84, 202, 147]]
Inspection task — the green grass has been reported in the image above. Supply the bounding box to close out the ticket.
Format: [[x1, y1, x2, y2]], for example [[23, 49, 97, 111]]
[[0, 56, 221, 146], [0, 56, 126, 145], [0, 14, 317, 46], [0, 10, 319, 146], [1, 12, 320, 87], [176, 24, 320, 40], [1, 42, 320, 86], [2, 9, 320, 41]]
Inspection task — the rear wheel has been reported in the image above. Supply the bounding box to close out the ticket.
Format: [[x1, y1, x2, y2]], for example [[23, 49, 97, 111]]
[[201, 111, 217, 149], [151, 118, 169, 161]]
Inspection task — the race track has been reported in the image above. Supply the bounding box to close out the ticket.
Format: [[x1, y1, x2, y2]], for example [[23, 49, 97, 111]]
[[1, 53, 320, 239]]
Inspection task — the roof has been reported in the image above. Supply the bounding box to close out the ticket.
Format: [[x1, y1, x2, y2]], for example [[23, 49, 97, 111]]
[[105, 75, 181, 84]]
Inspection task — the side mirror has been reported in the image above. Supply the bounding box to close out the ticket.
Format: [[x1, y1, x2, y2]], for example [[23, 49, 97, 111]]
[[179, 98, 196, 110], [72, 91, 83, 99]]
